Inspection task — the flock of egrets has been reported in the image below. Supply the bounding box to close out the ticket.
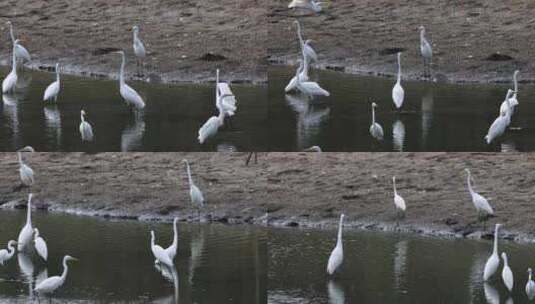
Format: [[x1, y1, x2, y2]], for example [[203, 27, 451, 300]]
[[1, 21, 238, 146], [284, 19, 521, 146], [2, 150, 207, 301], [325, 168, 535, 299]]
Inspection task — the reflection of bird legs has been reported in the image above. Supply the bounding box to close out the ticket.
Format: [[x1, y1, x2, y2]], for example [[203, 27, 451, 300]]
[[245, 152, 258, 166]]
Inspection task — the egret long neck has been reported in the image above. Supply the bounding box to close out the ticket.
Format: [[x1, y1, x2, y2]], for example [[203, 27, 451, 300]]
[[296, 22, 304, 48], [397, 54, 401, 83], [7, 243, 15, 254], [514, 72, 518, 92], [371, 107, 376, 124], [216, 70, 220, 97], [493, 225, 499, 254], [336, 216, 343, 247], [185, 162, 193, 186], [60, 258, 69, 281], [466, 172, 474, 194], [17, 152, 22, 165], [26, 196, 31, 225], [80, 113, 85, 123], [119, 53, 126, 85], [393, 178, 397, 195], [56, 66, 60, 82], [420, 29, 425, 44], [11, 43, 17, 71], [172, 220, 178, 249]]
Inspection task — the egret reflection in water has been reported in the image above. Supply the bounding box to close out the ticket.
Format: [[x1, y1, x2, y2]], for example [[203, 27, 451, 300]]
[[44, 105, 62, 147], [189, 226, 206, 285], [121, 116, 145, 151], [392, 119, 405, 152], [153, 263, 179, 303], [420, 88, 433, 148], [285, 94, 330, 150], [393, 240, 408, 290], [17, 252, 35, 299], [484, 282, 499, 304], [327, 280, 345, 304]]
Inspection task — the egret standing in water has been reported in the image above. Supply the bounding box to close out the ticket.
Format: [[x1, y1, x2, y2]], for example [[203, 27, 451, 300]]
[[527, 268, 535, 299], [501, 71, 520, 117], [486, 90, 515, 144], [164, 217, 179, 261], [132, 25, 146, 75], [17, 193, 34, 251], [501, 252, 514, 292], [34, 255, 78, 297], [79, 110, 94, 142], [34, 228, 48, 261], [369, 102, 384, 140], [183, 159, 204, 217], [285, 60, 304, 93], [43, 63, 60, 102], [114, 50, 145, 110], [215, 69, 237, 118], [2, 39, 19, 94], [150, 231, 174, 267], [483, 223, 502, 281], [327, 214, 344, 275], [0, 240, 17, 265], [17, 149, 34, 187], [6, 21, 31, 63], [392, 52, 405, 109], [465, 168, 494, 221], [392, 176, 406, 218], [296, 72, 329, 97], [419, 26, 433, 78]]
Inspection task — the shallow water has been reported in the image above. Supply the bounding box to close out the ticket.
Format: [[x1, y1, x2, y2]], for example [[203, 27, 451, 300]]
[[0, 210, 266, 303], [269, 227, 535, 304], [0, 68, 267, 152], [269, 66, 535, 152]]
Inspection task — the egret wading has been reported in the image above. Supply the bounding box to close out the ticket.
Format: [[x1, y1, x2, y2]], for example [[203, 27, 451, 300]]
[[34, 255, 78, 297], [164, 217, 179, 261], [79, 110, 94, 142], [501, 252, 514, 292], [483, 223, 502, 281], [17, 193, 34, 251], [114, 50, 145, 110], [486, 90, 515, 144], [369, 102, 384, 140], [465, 168, 494, 222], [392, 176, 406, 219], [2, 39, 19, 94], [43, 63, 60, 102], [34, 228, 48, 261], [392, 52, 405, 109], [0, 240, 17, 265], [215, 69, 237, 118], [132, 25, 146, 75], [327, 214, 344, 275], [17, 149, 34, 187], [6, 21, 31, 63], [419, 26, 433, 78], [285, 60, 304, 93], [150, 230, 174, 267], [183, 159, 204, 218], [296, 70, 329, 97], [527, 268, 535, 299], [500, 71, 520, 117]]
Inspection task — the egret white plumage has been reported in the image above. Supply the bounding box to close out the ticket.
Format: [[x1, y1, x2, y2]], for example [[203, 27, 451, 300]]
[[17, 193, 34, 251], [215, 69, 237, 117], [114, 50, 145, 110], [303, 145, 322, 152], [419, 26, 433, 77], [369, 102, 384, 140], [392, 176, 406, 217], [2, 39, 19, 94], [294, 21, 318, 62], [465, 169, 494, 219], [285, 60, 304, 93], [483, 223, 502, 281], [6, 21, 31, 63], [34, 228, 48, 261], [150, 230, 174, 267], [43, 63, 60, 102], [79, 110, 94, 142], [501, 252, 514, 292], [132, 25, 146, 73], [183, 159, 205, 211], [164, 217, 179, 261], [34, 255, 77, 296], [17, 150, 34, 187], [486, 90, 515, 144], [392, 52, 405, 109], [527, 268, 535, 299], [0, 240, 17, 265], [327, 213, 344, 275], [198, 99, 230, 144], [296, 72, 329, 97], [500, 71, 519, 116], [288, 0, 323, 13]]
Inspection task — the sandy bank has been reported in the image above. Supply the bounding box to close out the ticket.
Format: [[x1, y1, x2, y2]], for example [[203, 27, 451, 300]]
[[269, 0, 535, 84], [1, 153, 535, 243], [0, 0, 266, 84]]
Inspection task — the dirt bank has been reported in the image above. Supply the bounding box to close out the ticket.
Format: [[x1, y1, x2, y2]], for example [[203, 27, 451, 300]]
[[0, 0, 266, 84], [269, 0, 535, 84], [1, 153, 535, 243]]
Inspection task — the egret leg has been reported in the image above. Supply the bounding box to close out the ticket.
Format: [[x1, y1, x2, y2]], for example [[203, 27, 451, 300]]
[[245, 152, 254, 166]]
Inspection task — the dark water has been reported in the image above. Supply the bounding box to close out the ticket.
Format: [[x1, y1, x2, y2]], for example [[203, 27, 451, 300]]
[[0, 68, 268, 152], [269, 66, 535, 152], [0, 210, 267, 303], [269, 227, 535, 304]]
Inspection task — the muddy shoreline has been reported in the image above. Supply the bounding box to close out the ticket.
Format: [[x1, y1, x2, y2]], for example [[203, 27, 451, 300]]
[[2, 153, 535, 244], [269, 0, 535, 84], [0, 0, 266, 84]]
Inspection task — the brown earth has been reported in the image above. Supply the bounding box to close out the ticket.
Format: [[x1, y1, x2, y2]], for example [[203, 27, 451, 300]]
[[268, 0, 535, 84], [0, 0, 266, 84], [1, 152, 535, 242]]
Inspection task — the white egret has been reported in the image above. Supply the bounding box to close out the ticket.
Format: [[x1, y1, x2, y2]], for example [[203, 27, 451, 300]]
[[198, 104, 227, 144], [303, 145, 322, 152], [465, 169, 494, 219], [79, 110, 94, 142], [150, 231, 174, 267], [132, 25, 146, 73], [34, 228, 48, 261], [183, 159, 204, 210], [296, 73, 329, 97], [0, 240, 17, 265], [483, 223, 502, 281], [34, 255, 77, 296], [215, 69, 237, 117], [17, 193, 34, 251], [6, 21, 31, 63], [392, 176, 406, 217], [17, 150, 34, 187], [43, 63, 60, 102], [500, 71, 520, 116], [164, 217, 179, 261], [288, 0, 323, 13], [285, 60, 304, 92], [527, 268, 535, 299], [369, 102, 384, 140], [114, 50, 145, 110], [486, 90, 514, 144], [419, 26, 433, 77], [327, 213, 344, 275], [392, 52, 405, 109], [2, 39, 19, 94], [501, 252, 514, 292], [294, 21, 318, 62], [299, 56, 311, 82]]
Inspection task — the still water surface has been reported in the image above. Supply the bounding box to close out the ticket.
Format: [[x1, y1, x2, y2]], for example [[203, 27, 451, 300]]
[[269, 67, 535, 152], [0, 210, 266, 303], [0, 68, 267, 152], [269, 227, 535, 304]]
